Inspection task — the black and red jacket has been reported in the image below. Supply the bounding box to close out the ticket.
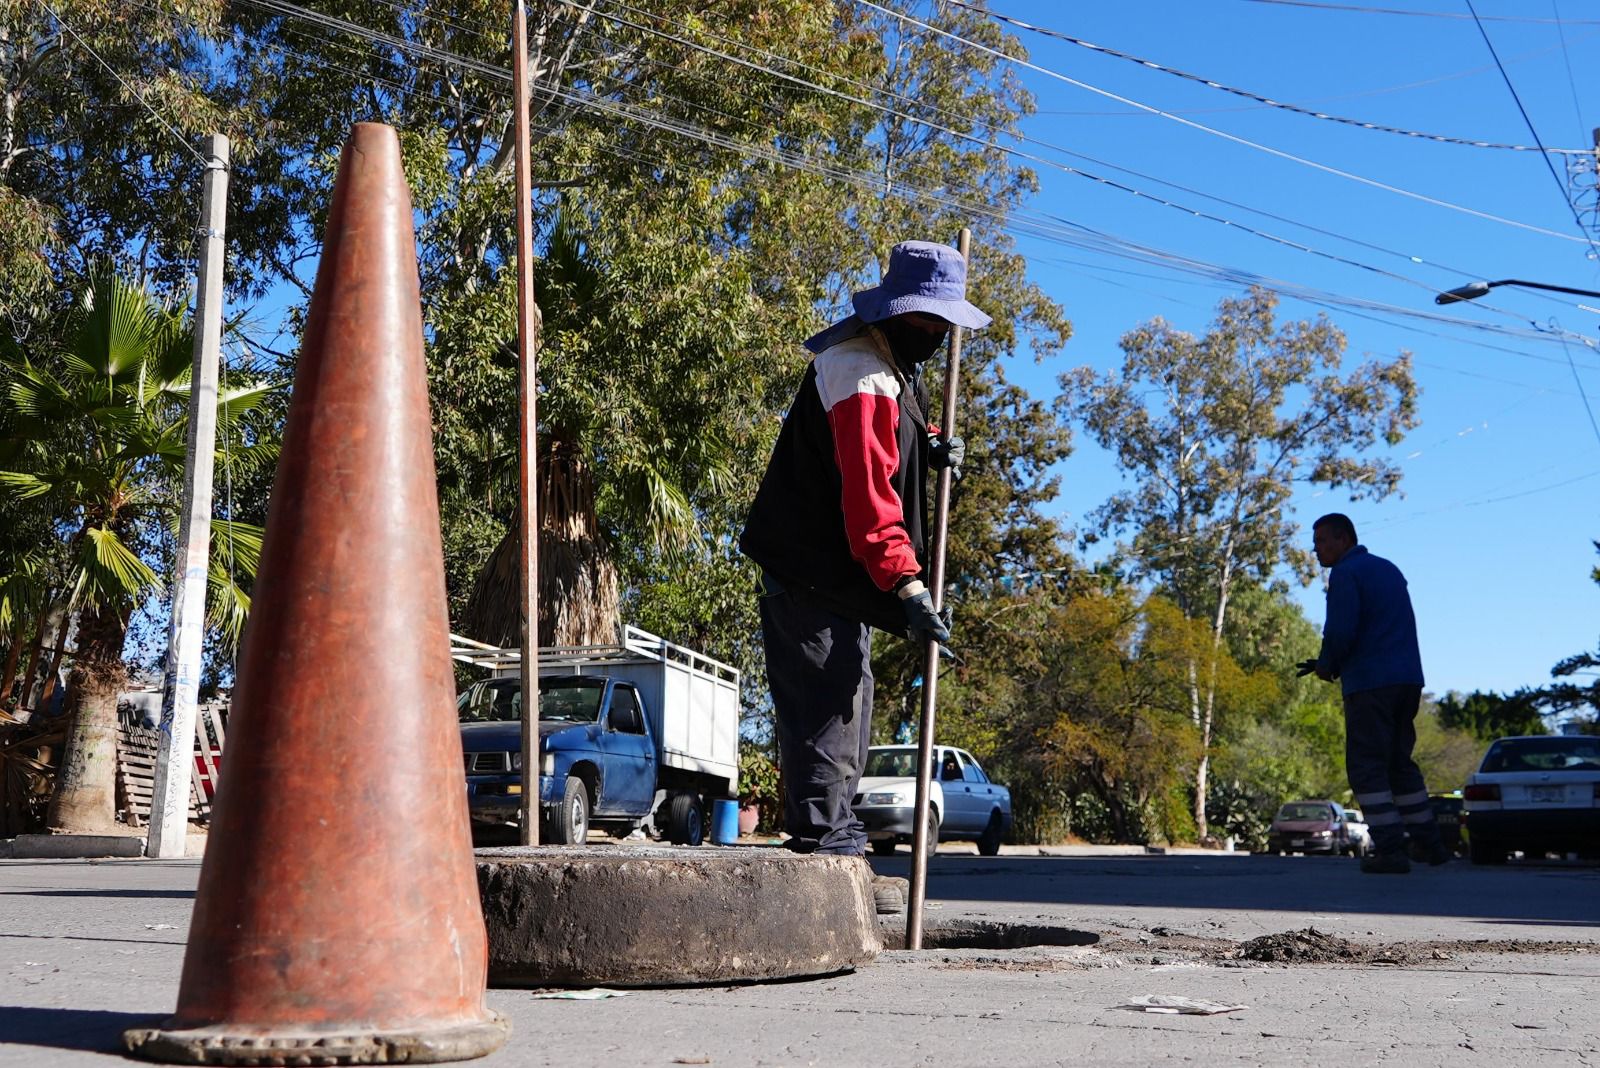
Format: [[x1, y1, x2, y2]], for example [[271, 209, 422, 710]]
[[740, 325, 930, 636]]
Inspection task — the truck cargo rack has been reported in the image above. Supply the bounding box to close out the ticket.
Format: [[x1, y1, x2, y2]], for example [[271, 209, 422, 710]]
[[448, 626, 739, 687]]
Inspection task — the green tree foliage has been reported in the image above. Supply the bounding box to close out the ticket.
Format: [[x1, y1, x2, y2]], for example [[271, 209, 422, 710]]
[[1061, 288, 1420, 838], [0, 1, 235, 317], [1436, 688, 1547, 743], [1537, 541, 1600, 732], [0, 270, 276, 831]]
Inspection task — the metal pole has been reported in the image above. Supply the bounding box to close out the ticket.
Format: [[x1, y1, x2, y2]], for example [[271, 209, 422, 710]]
[[906, 227, 971, 950], [512, 0, 541, 846], [149, 133, 230, 859]]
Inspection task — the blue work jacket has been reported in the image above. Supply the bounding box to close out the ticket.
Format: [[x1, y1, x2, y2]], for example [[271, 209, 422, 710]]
[[1316, 545, 1425, 696]]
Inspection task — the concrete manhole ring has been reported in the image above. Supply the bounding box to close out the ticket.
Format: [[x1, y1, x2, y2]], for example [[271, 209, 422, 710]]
[[475, 845, 881, 987]]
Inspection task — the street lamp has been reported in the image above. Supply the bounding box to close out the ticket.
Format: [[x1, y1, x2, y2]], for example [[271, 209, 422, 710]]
[[1435, 278, 1600, 305]]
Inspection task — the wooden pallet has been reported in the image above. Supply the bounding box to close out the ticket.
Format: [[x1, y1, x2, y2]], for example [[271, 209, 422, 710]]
[[115, 703, 227, 827]]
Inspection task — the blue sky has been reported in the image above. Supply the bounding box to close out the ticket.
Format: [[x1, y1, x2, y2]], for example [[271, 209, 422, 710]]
[[976, 0, 1600, 698]]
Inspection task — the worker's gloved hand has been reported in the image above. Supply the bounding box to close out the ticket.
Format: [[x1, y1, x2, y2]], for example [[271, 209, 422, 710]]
[[928, 434, 965, 478], [897, 580, 951, 644]]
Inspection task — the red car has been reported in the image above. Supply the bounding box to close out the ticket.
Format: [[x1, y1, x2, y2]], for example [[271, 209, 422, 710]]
[[1267, 800, 1367, 856]]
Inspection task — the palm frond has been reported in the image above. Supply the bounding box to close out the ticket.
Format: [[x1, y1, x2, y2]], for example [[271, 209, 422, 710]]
[[208, 518, 264, 578], [205, 558, 252, 646], [0, 470, 54, 500], [76, 525, 161, 607], [216, 380, 281, 424]]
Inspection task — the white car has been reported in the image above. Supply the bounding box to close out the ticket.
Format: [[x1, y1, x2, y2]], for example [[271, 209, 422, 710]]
[[1462, 734, 1600, 864], [853, 744, 1013, 856]]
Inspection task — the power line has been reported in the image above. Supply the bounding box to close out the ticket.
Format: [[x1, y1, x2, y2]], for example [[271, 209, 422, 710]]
[[1553, 325, 1600, 453], [1236, 0, 1600, 23], [1552, 0, 1589, 148], [854, 0, 1590, 244], [231, 0, 1594, 339], [204, 0, 1600, 374], [950, 0, 1586, 154], [1465, 0, 1600, 261]]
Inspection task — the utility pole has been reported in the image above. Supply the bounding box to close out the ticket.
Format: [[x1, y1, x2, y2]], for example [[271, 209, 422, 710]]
[[512, 0, 542, 846], [148, 133, 229, 859]]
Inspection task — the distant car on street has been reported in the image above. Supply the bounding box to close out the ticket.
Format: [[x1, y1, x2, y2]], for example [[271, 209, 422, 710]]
[[1343, 809, 1373, 856], [1267, 800, 1367, 856], [1462, 735, 1600, 865], [854, 745, 1012, 856], [1430, 792, 1465, 856]]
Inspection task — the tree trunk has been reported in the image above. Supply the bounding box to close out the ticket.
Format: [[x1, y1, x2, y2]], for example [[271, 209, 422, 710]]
[[15, 591, 50, 710], [45, 600, 128, 835], [462, 440, 619, 647], [38, 606, 71, 705]]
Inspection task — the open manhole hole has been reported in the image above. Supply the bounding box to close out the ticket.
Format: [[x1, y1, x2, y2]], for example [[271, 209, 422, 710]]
[[916, 920, 1100, 950]]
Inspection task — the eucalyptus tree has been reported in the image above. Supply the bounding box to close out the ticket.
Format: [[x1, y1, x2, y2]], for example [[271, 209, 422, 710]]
[[0, 271, 275, 832], [1062, 288, 1419, 837]]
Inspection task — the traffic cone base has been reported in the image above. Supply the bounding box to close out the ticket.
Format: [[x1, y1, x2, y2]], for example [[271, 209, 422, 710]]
[[123, 122, 505, 1064], [123, 1019, 509, 1066]]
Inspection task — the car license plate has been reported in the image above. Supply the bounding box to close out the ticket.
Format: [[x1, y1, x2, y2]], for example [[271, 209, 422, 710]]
[[1290, 838, 1306, 847], [1530, 785, 1562, 803]]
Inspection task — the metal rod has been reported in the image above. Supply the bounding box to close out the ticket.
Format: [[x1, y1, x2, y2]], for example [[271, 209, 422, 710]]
[[906, 227, 971, 950], [512, 0, 541, 846], [149, 133, 230, 859]]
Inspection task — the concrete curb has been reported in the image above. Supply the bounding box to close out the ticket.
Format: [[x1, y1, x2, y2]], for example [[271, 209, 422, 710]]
[[1, 834, 145, 859]]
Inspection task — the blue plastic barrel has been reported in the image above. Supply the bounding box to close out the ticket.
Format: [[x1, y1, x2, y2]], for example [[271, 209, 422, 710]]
[[711, 799, 740, 845]]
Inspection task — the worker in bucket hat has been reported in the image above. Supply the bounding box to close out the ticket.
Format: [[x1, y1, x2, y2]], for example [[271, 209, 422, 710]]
[[739, 241, 991, 907]]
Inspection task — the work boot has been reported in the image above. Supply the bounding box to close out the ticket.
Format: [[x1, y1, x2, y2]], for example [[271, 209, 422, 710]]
[[872, 876, 908, 915], [1360, 851, 1411, 875], [1419, 842, 1454, 867]]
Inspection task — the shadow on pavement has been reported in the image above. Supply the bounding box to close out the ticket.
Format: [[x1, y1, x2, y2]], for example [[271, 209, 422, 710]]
[[867, 853, 1600, 925], [0, 1006, 152, 1053]]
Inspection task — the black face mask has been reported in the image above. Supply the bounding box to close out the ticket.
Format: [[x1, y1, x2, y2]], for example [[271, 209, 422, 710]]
[[877, 317, 948, 365]]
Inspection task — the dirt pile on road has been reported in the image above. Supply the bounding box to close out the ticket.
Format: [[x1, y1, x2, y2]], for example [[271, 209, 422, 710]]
[[1234, 928, 1371, 964]]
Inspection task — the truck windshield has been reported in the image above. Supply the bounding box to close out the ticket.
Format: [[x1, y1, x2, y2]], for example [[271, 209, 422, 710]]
[[539, 679, 607, 724], [457, 678, 606, 723], [864, 750, 917, 778]]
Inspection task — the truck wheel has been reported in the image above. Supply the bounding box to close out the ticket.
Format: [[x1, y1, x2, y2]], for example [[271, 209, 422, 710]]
[[549, 776, 589, 845], [977, 811, 1004, 856], [666, 792, 705, 846]]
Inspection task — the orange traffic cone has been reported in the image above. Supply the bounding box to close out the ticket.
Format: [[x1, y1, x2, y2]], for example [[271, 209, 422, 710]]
[[125, 123, 508, 1064]]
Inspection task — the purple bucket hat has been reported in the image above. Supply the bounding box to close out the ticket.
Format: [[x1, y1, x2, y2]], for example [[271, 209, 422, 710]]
[[854, 241, 991, 329]]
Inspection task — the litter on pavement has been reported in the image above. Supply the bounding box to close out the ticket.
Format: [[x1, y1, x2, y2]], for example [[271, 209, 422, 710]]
[[1116, 995, 1247, 1015], [529, 988, 634, 1000]]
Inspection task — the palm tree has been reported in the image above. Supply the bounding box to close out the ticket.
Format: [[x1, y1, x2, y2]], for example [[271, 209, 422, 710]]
[[0, 269, 276, 834], [457, 209, 738, 648]]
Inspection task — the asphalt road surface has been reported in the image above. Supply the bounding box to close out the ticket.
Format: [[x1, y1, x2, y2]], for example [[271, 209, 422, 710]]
[[3, 849, 1596, 1067]]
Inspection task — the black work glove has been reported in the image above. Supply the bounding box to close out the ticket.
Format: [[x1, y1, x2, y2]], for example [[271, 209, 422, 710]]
[[1294, 658, 1319, 678], [898, 580, 952, 644], [929, 434, 965, 479]]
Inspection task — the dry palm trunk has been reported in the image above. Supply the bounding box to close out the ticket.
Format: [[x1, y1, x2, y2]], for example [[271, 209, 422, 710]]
[[462, 440, 619, 648], [45, 600, 127, 834]]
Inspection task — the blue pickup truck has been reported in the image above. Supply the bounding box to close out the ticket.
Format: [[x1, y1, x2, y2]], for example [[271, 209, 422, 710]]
[[454, 627, 740, 846]]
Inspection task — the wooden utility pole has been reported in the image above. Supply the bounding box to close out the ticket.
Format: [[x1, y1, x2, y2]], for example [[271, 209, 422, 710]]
[[906, 227, 971, 950], [149, 133, 230, 859], [512, 0, 542, 845]]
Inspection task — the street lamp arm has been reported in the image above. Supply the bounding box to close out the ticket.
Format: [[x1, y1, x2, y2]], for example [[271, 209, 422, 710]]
[[1436, 278, 1600, 305]]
